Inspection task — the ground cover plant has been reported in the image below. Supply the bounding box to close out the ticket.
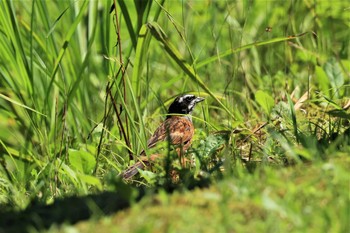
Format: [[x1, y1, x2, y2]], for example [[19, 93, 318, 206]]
[[0, 0, 349, 232]]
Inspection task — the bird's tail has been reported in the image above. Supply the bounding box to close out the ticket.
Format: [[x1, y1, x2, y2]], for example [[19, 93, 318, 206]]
[[121, 154, 161, 180], [122, 161, 148, 180]]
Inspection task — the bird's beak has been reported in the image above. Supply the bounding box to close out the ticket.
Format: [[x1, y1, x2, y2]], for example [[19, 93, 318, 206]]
[[195, 97, 205, 103]]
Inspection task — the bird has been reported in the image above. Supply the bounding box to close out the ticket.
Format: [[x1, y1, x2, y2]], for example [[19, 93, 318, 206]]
[[122, 94, 205, 180]]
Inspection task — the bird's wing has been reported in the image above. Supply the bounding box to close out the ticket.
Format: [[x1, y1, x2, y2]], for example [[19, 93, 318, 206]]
[[146, 116, 194, 149], [122, 117, 194, 180]]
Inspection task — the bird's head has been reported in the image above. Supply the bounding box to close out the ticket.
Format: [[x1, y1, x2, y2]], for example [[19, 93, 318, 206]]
[[167, 94, 204, 117]]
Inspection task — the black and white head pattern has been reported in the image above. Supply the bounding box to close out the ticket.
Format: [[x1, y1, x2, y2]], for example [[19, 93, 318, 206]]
[[167, 94, 204, 117]]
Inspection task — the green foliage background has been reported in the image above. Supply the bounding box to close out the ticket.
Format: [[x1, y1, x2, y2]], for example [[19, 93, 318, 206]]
[[0, 0, 349, 232]]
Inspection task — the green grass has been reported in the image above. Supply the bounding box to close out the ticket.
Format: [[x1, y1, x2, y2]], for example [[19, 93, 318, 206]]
[[0, 0, 349, 232], [71, 157, 349, 233]]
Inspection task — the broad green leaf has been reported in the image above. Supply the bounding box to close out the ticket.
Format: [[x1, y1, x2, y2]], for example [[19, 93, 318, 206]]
[[60, 162, 79, 185], [255, 90, 275, 115], [323, 57, 344, 98], [139, 170, 157, 184], [69, 149, 96, 175], [77, 174, 102, 190], [133, 24, 152, 97], [315, 65, 330, 96], [196, 131, 230, 161]]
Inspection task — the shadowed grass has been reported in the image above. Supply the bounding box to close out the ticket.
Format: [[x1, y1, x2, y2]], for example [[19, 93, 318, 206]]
[[72, 157, 349, 233]]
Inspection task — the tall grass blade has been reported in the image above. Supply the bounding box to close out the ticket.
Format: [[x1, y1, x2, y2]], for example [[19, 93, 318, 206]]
[[45, 1, 89, 104], [147, 22, 235, 120], [197, 32, 309, 68], [0, 94, 46, 116], [287, 94, 299, 143]]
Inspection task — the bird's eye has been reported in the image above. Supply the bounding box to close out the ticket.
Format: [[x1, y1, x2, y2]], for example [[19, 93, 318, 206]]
[[184, 95, 195, 101], [177, 94, 195, 103]]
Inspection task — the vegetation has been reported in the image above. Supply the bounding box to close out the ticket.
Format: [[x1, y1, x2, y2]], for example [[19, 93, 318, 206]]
[[0, 1, 349, 232]]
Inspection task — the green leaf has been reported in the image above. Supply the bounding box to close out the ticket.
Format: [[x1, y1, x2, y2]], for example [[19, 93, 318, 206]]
[[323, 57, 344, 97], [315, 65, 330, 96], [117, 0, 137, 49], [77, 174, 102, 190], [196, 131, 230, 161], [69, 149, 96, 175], [255, 90, 275, 115], [139, 170, 157, 184], [45, 1, 89, 104], [133, 24, 152, 97], [0, 93, 46, 116]]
